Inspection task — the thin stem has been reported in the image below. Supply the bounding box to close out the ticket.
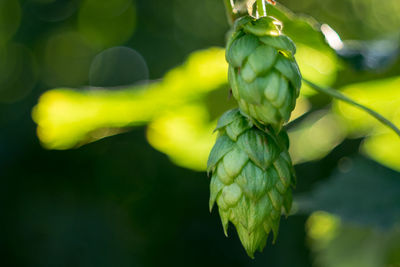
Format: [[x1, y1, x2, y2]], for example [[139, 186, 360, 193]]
[[256, 0, 266, 17], [303, 79, 400, 137], [223, 0, 235, 25]]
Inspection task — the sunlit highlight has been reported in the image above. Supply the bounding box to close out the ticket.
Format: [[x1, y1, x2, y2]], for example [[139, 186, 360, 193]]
[[33, 48, 227, 170], [321, 24, 344, 51], [296, 44, 338, 96], [307, 211, 341, 244], [33, 40, 341, 170], [147, 105, 217, 171], [289, 111, 345, 164], [334, 76, 400, 171]]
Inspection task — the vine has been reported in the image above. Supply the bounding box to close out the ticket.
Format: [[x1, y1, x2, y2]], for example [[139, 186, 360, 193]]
[[304, 79, 400, 137]]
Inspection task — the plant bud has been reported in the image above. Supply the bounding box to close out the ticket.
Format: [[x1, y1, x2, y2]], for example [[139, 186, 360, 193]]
[[208, 109, 296, 258], [226, 16, 302, 131]]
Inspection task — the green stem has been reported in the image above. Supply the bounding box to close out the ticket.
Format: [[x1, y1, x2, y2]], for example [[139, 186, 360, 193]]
[[303, 79, 400, 138], [223, 0, 235, 25], [256, 0, 266, 17]]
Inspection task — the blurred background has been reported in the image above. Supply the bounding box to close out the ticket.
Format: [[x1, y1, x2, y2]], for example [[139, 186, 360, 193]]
[[1, 0, 400, 266]]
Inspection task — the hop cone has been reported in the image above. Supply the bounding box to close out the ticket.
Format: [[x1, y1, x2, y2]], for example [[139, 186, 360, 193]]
[[207, 109, 295, 258], [226, 16, 302, 130]]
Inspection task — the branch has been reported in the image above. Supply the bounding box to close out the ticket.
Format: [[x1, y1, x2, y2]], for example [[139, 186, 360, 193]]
[[223, 0, 235, 25], [303, 79, 400, 137], [223, 0, 257, 24]]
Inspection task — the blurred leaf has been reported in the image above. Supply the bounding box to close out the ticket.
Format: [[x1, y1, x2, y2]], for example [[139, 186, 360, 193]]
[[306, 211, 341, 247], [335, 77, 400, 134], [32, 47, 227, 150], [38, 31, 96, 87], [288, 110, 345, 164], [305, 79, 400, 138], [298, 157, 400, 229], [146, 104, 217, 171], [362, 133, 400, 173], [334, 76, 400, 171], [270, 4, 330, 51], [336, 38, 399, 71], [306, 211, 400, 267], [78, 0, 136, 49], [33, 4, 341, 170], [269, 4, 340, 95]]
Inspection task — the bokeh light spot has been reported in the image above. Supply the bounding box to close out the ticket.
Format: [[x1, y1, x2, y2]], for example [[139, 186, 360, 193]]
[[296, 44, 338, 96], [307, 211, 341, 244], [173, 0, 228, 43], [0, 0, 21, 45], [40, 31, 95, 87], [78, 0, 136, 49], [89, 46, 148, 87], [33, 47, 227, 171], [0, 43, 37, 103]]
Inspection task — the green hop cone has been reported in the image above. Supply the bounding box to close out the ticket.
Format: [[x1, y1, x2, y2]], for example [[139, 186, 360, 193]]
[[207, 109, 296, 258], [226, 16, 302, 130]]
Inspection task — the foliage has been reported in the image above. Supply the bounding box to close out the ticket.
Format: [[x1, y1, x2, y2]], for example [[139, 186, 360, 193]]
[[32, 3, 339, 170], [299, 157, 400, 229]]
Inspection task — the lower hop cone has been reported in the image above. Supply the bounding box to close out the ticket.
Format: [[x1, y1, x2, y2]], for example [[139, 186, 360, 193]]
[[207, 109, 296, 258]]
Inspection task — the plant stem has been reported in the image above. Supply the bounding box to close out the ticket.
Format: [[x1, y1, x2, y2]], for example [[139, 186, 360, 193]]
[[223, 0, 235, 25], [256, 0, 266, 17], [303, 79, 400, 137]]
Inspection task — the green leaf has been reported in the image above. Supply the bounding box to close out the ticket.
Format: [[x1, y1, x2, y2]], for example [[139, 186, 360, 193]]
[[307, 214, 400, 267], [268, 4, 331, 52]]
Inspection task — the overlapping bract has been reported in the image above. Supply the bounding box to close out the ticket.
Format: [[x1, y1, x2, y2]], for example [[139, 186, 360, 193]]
[[207, 109, 295, 258], [208, 15, 301, 257], [226, 16, 302, 130]]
